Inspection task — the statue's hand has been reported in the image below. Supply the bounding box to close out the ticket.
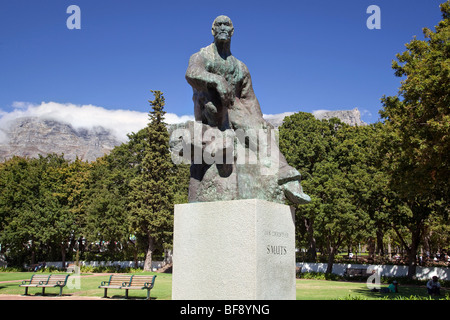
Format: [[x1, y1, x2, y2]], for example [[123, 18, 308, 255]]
[[216, 79, 233, 107]]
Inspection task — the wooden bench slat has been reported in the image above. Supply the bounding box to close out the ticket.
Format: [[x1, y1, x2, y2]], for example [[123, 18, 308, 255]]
[[124, 275, 156, 288], [100, 275, 133, 287], [98, 285, 122, 289]]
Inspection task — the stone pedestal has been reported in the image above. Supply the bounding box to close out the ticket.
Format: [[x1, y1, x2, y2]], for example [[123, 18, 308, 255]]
[[172, 199, 296, 300]]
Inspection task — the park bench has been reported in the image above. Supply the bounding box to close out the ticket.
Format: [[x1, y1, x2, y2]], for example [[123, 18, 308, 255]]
[[19, 274, 50, 295], [19, 274, 70, 296], [121, 275, 157, 300], [344, 267, 369, 277], [37, 274, 70, 296], [99, 274, 133, 298]]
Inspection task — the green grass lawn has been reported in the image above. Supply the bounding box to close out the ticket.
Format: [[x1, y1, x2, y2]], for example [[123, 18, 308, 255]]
[[295, 279, 445, 300], [0, 272, 446, 300], [0, 272, 172, 300]]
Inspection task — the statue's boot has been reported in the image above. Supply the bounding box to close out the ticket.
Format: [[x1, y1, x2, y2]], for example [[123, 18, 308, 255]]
[[277, 165, 311, 204], [282, 180, 311, 204], [278, 165, 301, 185]]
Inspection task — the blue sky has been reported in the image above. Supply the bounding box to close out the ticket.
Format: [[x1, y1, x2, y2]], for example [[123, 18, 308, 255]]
[[0, 0, 445, 126]]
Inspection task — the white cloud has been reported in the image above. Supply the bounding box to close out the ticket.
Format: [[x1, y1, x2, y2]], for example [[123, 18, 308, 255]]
[[0, 101, 194, 143], [262, 111, 295, 120], [311, 109, 331, 117], [360, 109, 372, 117], [262, 112, 295, 126]]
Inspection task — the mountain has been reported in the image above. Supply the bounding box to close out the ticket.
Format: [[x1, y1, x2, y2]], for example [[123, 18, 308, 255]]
[[0, 117, 121, 162], [0, 108, 365, 162], [263, 108, 366, 128], [312, 108, 366, 127]]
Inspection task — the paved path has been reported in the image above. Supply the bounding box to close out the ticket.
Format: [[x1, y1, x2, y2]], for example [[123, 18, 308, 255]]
[[0, 294, 107, 300]]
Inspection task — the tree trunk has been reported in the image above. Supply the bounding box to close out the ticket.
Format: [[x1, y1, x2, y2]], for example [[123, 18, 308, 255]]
[[326, 246, 336, 274], [143, 235, 155, 271], [376, 228, 384, 256], [133, 248, 139, 269], [387, 235, 392, 260], [60, 243, 66, 270], [31, 248, 36, 266], [128, 239, 139, 269], [303, 217, 317, 262], [368, 237, 375, 263], [407, 227, 422, 279], [78, 237, 85, 259], [423, 230, 431, 261]]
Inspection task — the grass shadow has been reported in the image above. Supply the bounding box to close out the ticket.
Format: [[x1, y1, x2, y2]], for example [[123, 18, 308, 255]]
[[109, 294, 157, 300], [350, 285, 447, 300]]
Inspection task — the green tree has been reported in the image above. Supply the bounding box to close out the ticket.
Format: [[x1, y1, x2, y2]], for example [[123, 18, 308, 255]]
[[28, 154, 89, 267], [280, 112, 395, 271], [0, 154, 90, 266], [280, 113, 380, 272], [336, 124, 393, 261], [0, 156, 41, 265], [128, 91, 175, 271], [64, 158, 91, 261], [379, 1, 450, 277], [84, 143, 139, 263], [38, 154, 73, 267], [279, 112, 340, 262], [317, 124, 381, 272]]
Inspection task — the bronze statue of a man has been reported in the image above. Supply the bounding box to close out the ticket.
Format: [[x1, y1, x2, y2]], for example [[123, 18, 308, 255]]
[[181, 15, 310, 204]]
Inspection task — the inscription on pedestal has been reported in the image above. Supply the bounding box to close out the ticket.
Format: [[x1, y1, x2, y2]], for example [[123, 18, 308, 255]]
[[264, 230, 289, 255]]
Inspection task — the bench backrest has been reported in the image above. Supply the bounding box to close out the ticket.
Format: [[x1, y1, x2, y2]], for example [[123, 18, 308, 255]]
[[29, 274, 50, 284], [46, 274, 69, 286], [107, 275, 133, 286], [128, 275, 156, 288]]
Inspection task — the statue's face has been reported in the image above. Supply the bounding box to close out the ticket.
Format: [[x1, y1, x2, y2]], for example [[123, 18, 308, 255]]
[[212, 16, 234, 42]]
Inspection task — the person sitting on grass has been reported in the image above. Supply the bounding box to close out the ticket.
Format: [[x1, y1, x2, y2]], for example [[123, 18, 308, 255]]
[[427, 276, 441, 296], [388, 280, 398, 293], [378, 280, 399, 293]]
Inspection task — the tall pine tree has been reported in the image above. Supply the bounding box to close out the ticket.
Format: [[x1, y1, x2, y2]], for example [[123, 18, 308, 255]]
[[128, 90, 174, 271]]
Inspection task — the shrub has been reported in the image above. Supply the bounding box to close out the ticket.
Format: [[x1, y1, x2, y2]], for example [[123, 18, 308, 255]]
[[300, 271, 343, 281], [300, 271, 450, 288], [78, 265, 144, 273]]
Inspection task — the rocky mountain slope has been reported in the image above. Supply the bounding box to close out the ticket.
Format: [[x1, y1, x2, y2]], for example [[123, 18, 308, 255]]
[[263, 108, 366, 128], [312, 108, 366, 127], [0, 117, 120, 162]]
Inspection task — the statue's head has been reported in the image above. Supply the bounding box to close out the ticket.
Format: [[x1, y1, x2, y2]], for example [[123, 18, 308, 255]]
[[211, 15, 234, 43]]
